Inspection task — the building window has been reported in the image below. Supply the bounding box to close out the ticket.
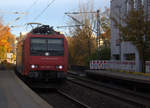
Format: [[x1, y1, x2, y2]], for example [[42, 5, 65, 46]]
[[124, 53, 135, 60], [116, 39, 121, 46], [113, 54, 120, 60]]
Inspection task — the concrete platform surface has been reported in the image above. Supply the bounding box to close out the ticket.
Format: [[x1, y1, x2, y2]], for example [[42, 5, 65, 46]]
[[0, 70, 53, 108], [86, 70, 150, 84]]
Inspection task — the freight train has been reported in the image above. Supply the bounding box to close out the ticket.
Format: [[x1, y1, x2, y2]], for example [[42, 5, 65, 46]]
[[16, 25, 68, 82]]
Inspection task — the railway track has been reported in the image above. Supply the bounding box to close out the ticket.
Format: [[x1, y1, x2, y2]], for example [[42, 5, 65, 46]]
[[16, 70, 91, 108], [57, 90, 91, 108], [67, 73, 150, 108], [37, 89, 91, 108]]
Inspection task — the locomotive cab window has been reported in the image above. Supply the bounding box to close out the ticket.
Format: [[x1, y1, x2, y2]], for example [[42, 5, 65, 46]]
[[30, 38, 64, 56], [31, 38, 47, 51]]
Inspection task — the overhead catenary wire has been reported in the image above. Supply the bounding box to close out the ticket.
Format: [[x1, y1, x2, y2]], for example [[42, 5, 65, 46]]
[[10, 0, 40, 29], [34, 0, 56, 21], [22, 0, 40, 26], [26, 0, 39, 12], [56, 25, 83, 28]]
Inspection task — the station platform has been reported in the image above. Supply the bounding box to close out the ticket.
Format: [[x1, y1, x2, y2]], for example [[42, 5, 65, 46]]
[[0, 70, 52, 108], [86, 70, 150, 84]]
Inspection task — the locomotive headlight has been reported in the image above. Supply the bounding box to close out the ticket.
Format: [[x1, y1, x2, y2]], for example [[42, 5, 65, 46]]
[[31, 65, 35, 69], [31, 64, 38, 69], [56, 65, 63, 70], [59, 65, 63, 69]]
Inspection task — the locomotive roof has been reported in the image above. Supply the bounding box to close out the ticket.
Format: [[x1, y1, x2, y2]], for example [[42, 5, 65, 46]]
[[19, 25, 65, 42], [30, 25, 60, 35]]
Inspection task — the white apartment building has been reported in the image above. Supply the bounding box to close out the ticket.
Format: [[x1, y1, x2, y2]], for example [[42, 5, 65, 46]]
[[110, 0, 150, 61]]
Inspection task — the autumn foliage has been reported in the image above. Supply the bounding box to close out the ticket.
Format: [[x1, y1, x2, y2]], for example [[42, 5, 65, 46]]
[[0, 21, 15, 60], [66, 1, 111, 66], [67, 26, 96, 66]]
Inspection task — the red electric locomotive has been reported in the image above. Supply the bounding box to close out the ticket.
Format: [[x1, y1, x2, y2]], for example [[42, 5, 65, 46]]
[[16, 25, 68, 81]]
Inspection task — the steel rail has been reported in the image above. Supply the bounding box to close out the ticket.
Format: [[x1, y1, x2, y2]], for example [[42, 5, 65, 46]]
[[67, 74, 150, 107], [57, 90, 91, 108], [69, 73, 150, 100]]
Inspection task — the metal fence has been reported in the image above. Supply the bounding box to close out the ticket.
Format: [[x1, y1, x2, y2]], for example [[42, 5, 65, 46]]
[[90, 60, 150, 73]]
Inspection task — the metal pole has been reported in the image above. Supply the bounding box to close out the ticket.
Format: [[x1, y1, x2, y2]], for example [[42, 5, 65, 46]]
[[96, 10, 100, 49], [119, 6, 122, 61], [96, 10, 101, 59]]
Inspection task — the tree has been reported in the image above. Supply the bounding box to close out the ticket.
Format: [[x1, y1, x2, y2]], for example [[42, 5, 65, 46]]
[[100, 47, 111, 60], [0, 21, 15, 61], [67, 0, 97, 66], [112, 6, 150, 73], [67, 26, 96, 66], [67, 0, 111, 66]]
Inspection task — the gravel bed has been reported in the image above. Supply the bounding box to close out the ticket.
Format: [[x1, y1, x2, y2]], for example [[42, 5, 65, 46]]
[[38, 91, 85, 108], [60, 81, 140, 108]]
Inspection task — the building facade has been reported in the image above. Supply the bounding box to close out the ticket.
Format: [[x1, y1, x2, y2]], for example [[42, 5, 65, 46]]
[[110, 0, 150, 62]]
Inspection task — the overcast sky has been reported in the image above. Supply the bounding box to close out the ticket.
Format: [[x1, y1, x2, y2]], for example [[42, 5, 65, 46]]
[[0, 0, 110, 36]]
